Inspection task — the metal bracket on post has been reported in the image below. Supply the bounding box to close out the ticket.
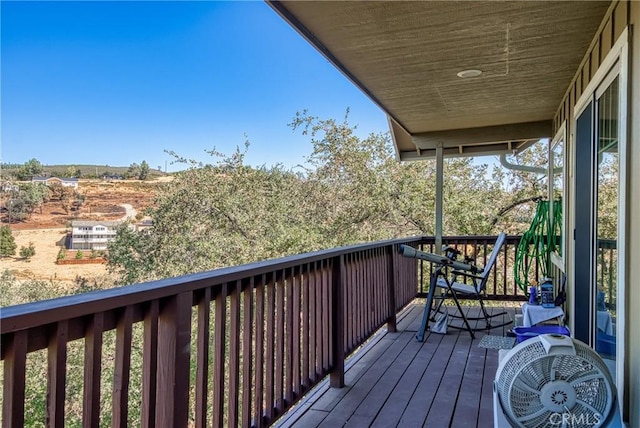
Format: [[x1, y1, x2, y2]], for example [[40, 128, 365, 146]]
[[329, 255, 345, 388]]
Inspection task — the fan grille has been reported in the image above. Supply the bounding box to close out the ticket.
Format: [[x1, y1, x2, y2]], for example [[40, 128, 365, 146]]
[[497, 337, 614, 427]]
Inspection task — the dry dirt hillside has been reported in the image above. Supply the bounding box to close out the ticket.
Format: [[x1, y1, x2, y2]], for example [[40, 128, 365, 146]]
[[1, 179, 164, 286]]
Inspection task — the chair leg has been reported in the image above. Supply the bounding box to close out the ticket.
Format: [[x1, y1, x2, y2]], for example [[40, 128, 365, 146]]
[[447, 289, 475, 339], [417, 272, 439, 342]]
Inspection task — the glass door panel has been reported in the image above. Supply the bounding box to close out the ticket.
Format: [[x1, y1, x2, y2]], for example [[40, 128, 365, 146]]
[[595, 76, 619, 374]]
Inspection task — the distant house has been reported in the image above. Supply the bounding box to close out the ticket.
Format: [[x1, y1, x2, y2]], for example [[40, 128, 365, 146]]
[[0, 181, 18, 193], [136, 219, 153, 232], [31, 176, 79, 189], [101, 173, 124, 181], [70, 220, 119, 250]]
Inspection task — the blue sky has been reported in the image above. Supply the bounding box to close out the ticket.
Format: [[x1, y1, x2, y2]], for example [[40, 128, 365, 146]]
[[1, 1, 388, 171]]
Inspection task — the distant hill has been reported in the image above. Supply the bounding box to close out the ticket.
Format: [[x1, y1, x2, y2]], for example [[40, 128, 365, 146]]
[[1, 163, 165, 178], [41, 165, 164, 176]]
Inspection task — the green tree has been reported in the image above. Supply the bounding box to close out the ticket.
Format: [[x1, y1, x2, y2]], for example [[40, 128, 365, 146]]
[[107, 112, 548, 285], [109, 143, 322, 284], [126, 163, 140, 179], [16, 158, 43, 180], [19, 242, 36, 260], [139, 160, 150, 180], [0, 226, 17, 257], [64, 165, 81, 178], [6, 197, 29, 222], [21, 182, 50, 215], [76, 250, 84, 259]]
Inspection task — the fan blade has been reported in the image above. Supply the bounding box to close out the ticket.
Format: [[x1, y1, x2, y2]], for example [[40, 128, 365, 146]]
[[513, 378, 543, 395], [570, 373, 607, 387], [574, 399, 606, 420], [516, 406, 550, 423]]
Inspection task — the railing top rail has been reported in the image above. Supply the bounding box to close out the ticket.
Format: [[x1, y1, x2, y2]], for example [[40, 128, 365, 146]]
[[419, 234, 521, 242], [1, 235, 423, 334]]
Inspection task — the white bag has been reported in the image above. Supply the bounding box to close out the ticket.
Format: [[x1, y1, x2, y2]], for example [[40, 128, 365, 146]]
[[432, 306, 449, 334]]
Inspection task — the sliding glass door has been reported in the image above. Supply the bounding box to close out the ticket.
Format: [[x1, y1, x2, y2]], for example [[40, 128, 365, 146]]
[[594, 76, 619, 368], [573, 70, 621, 381]]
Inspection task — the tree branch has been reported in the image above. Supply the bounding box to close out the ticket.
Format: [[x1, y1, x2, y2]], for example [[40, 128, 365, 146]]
[[490, 196, 543, 229]]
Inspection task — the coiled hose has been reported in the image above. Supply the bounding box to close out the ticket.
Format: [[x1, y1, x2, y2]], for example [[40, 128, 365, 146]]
[[514, 199, 562, 293]]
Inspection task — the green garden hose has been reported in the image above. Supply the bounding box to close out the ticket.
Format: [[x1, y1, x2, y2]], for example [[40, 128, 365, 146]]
[[514, 199, 562, 293]]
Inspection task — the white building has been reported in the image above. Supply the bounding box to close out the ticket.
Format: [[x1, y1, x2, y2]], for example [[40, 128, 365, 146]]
[[70, 220, 119, 250], [31, 176, 79, 189]]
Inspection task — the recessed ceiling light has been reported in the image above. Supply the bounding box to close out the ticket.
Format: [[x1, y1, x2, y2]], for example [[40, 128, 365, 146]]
[[457, 69, 483, 78]]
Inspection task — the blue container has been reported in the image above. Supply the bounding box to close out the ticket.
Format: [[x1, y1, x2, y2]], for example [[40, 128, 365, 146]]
[[596, 331, 616, 356], [513, 326, 571, 343]]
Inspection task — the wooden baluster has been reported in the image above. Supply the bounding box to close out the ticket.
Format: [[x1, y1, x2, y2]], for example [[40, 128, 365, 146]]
[[265, 275, 275, 422], [285, 268, 294, 405], [301, 265, 310, 390], [329, 255, 345, 387], [254, 275, 265, 428], [47, 320, 68, 428], [292, 267, 301, 400], [2, 330, 27, 428], [156, 293, 192, 428], [229, 281, 241, 427], [113, 306, 133, 428], [142, 299, 159, 428], [386, 245, 397, 332], [195, 288, 211, 428], [322, 261, 330, 372], [242, 277, 254, 428], [309, 262, 318, 381], [83, 312, 104, 428], [275, 271, 285, 413], [213, 284, 227, 428]]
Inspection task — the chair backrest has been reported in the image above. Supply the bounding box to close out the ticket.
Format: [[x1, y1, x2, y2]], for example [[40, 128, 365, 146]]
[[475, 232, 507, 293]]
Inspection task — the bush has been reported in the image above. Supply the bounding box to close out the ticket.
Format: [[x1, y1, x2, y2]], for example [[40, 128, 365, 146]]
[[57, 247, 66, 260], [0, 225, 17, 257], [75, 250, 83, 259], [19, 242, 36, 260], [90, 249, 98, 259]]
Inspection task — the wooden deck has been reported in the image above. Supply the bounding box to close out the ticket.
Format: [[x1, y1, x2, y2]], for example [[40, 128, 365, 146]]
[[276, 302, 517, 428]]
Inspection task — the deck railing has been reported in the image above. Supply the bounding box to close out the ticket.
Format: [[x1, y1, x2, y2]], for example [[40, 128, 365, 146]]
[[1, 234, 543, 427], [1, 237, 421, 427]]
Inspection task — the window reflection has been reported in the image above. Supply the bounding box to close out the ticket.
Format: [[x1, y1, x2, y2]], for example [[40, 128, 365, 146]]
[[595, 76, 618, 365]]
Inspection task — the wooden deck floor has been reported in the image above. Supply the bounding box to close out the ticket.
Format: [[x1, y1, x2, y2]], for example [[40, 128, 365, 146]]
[[276, 302, 517, 428]]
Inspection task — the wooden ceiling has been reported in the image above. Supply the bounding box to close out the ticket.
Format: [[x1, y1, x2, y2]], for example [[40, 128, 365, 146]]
[[268, 1, 611, 160]]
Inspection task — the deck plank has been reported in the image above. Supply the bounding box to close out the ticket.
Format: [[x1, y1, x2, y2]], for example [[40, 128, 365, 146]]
[[349, 332, 424, 424], [318, 333, 414, 427], [397, 323, 461, 425], [395, 304, 423, 332], [276, 302, 516, 428], [370, 331, 443, 427]]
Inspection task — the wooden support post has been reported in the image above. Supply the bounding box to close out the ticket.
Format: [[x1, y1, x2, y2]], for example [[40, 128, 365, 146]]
[[155, 292, 192, 427], [330, 255, 345, 388], [386, 245, 397, 332], [435, 144, 444, 255]]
